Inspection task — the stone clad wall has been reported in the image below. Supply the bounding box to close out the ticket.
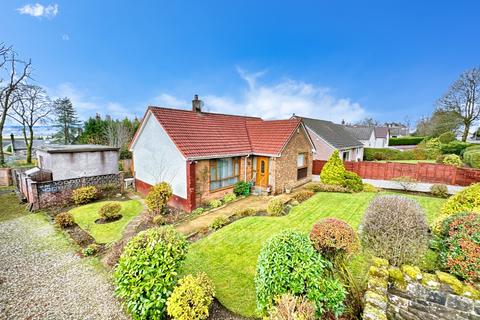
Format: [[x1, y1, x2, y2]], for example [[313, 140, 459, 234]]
[[363, 258, 480, 320]]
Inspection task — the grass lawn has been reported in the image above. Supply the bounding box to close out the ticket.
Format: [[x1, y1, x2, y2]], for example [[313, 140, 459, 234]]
[[70, 199, 143, 244], [182, 191, 445, 318], [0, 187, 28, 223]]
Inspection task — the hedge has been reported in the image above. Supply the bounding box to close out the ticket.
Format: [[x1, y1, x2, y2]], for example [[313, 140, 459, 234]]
[[463, 148, 480, 169], [388, 136, 425, 146], [363, 148, 414, 161]]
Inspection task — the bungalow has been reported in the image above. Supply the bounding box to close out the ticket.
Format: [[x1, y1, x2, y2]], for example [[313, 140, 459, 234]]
[[293, 116, 364, 161], [129, 96, 315, 212], [344, 126, 390, 148]]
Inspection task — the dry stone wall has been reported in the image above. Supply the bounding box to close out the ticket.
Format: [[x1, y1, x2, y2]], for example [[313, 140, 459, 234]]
[[363, 258, 480, 320]]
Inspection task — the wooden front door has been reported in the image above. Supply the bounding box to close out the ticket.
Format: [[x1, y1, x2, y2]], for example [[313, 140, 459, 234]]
[[256, 157, 269, 187]]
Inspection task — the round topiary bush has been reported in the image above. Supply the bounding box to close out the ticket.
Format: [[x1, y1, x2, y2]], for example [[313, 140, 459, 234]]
[[166, 273, 215, 320], [442, 154, 463, 167], [342, 171, 363, 192], [438, 131, 456, 144], [254, 230, 346, 317], [441, 183, 480, 216], [430, 184, 449, 198], [361, 195, 429, 266], [55, 212, 74, 228], [438, 212, 480, 283], [98, 202, 122, 221], [71, 186, 97, 205], [310, 218, 360, 261], [145, 182, 173, 215], [114, 226, 188, 319], [267, 294, 316, 320], [320, 150, 346, 186], [266, 197, 284, 216]]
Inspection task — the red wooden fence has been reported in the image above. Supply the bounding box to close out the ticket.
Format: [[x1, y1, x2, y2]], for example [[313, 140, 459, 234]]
[[312, 160, 480, 187]]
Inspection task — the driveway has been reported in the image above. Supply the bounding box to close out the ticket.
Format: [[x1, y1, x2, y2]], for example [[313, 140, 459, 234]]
[[0, 213, 129, 320]]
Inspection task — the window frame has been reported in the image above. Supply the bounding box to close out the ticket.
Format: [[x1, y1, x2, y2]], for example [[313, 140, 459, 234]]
[[209, 157, 241, 191], [296, 152, 308, 181]]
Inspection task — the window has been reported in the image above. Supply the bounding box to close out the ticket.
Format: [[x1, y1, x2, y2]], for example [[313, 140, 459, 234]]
[[210, 157, 240, 190], [342, 151, 350, 161], [297, 153, 308, 180]]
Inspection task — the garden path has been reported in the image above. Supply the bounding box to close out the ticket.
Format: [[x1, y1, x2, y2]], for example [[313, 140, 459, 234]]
[[0, 213, 129, 320], [176, 196, 270, 236]]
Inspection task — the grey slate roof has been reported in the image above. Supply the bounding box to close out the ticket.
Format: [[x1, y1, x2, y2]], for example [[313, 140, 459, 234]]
[[374, 127, 389, 139], [344, 126, 374, 141], [300, 117, 363, 149]]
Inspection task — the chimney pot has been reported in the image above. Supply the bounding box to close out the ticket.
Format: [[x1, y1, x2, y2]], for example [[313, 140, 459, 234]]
[[192, 94, 202, 112]]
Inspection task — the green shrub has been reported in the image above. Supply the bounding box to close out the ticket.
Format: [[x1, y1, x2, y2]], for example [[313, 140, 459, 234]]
[[255, 230, 346, 317], [54, 212, 74, 228], [266, 197, 284, 216], [98, 202, 122, 221], [233, 181, 251, 196], [234, 207, 259, 218], [83, 243, 99, 256], [430, 184, 449, 198], [436, 154, 446, 164], [114, 227, 188, 319], [145, 182, 173, 215], [342, 171, 363, 192], [361, 195, 429, 266], [304, 182, 352, 193], [388, 136, 425, 146], [442, 154, 463, 167], [291, 190, 314, 202], [223, 193, 237, 203], [441, 183, 480, 216], [463, 148, 480, 168], [210, 216, 229, 230], [153, 215, 166, 225], [438, 212, 480, 282], [362, 183, 379, 193], [208, 199, 222, 209], [71, 186, 97, 205], [438, 131, 456, 144], [320, 151, 346, 185], [441, 141, 471, 155], [191, 207, 205, 216], [166, 273, 215, 320], [425, 138, 442, 159], [363, 148, 405, 161], [267, 294, 316, 320], [310, 218, 359, 261]]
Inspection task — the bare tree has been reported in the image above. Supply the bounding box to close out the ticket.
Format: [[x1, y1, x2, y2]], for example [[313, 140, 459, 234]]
[[9, 85, 52, 163], [104, 120, 133, 149], [356, 117, 379, 127], [437, 67, 480, 141], [0, 47, 32, 165]]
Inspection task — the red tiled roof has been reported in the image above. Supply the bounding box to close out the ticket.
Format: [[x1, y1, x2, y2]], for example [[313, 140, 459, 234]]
[[142, 107, 302, 159]]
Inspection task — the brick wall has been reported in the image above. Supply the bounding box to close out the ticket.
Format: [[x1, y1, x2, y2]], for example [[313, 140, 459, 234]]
[[272, 125, 312, 194], [0, 168, 12, 186], [312, 160, 480, 187]]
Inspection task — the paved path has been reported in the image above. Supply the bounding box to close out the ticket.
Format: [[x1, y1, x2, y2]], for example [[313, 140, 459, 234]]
[[176, 196, 270, 236], [0, 214, 129, 320]]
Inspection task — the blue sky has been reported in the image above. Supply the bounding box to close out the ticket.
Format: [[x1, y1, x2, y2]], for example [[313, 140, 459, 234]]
[[2, 1, 479, 125]]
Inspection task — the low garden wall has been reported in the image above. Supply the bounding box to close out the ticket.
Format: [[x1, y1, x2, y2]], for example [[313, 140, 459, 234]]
[[312, 160, 480, 187], [0, 168, 12, 186], [364, 258, 480, 320], [27, 173, 123, 210]]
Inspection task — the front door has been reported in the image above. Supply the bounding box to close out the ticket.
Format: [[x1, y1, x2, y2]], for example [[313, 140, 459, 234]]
[[256, 157, 269, 187]]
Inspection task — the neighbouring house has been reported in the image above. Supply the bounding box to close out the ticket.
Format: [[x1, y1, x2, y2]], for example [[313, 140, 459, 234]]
[[15, 144, 122, 210], [344, 126, 390, 148], [2, 134, 51, 163], [129, 96, 315, 212], [36, 145, 120, 180], [294, 116, 364, 161], [385, 122, 409, 137]]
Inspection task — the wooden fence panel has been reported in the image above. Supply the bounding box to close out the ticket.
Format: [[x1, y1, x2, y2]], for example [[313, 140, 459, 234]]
[[312, 160, 480, 187]]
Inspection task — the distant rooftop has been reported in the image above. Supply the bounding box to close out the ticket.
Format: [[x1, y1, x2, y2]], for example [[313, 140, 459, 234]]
[[37, 144, 119, 153]]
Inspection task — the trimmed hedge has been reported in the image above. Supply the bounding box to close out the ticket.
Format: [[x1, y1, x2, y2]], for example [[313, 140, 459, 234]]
[[440, 141, 472, 155], [388, 136, 425, 146], [463, 148, 480, 168], [363, 148, 411, 161]]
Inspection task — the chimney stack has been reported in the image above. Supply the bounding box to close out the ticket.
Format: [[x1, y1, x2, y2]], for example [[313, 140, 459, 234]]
[[192, 94, 203, 112]]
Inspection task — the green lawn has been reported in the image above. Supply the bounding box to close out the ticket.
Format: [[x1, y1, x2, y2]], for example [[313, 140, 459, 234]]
[[70, 199, 143, 244], [182, 191, 445, 318], [0, 188, 28, 222]]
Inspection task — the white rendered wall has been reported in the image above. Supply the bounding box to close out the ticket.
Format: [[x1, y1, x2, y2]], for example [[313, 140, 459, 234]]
[[37, 150, 119, 181], [131, 112, 187, 198]]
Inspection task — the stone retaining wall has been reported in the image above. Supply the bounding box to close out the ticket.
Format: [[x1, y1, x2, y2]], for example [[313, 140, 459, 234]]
[[363, 258, 480, 320]]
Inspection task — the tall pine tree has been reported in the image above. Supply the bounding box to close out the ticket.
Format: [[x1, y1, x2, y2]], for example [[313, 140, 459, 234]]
[[53, 97, 80, 144]]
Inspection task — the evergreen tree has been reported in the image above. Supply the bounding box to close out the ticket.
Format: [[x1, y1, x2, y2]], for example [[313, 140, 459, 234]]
[[53, 97, 81, 144]]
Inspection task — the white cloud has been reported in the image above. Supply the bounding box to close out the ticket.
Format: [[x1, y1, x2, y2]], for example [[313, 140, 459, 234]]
[[17, 3, 58, 18], [51, 83, 136, 120], [61, 34, 69, 41], [155, 69, 366, 123], [153, 93, 188, 109]]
